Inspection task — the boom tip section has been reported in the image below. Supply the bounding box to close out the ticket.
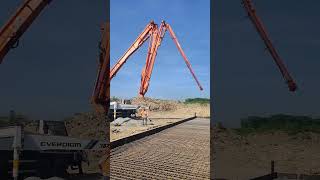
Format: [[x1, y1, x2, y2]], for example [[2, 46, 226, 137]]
[[287, 80, 297, 92]]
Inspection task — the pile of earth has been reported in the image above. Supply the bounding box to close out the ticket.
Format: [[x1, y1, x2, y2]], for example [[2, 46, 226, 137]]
[[64, 112, 109, 140], [131, 97, 179, 111]]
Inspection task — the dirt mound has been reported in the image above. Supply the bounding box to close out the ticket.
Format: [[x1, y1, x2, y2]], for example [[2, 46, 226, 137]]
[[64, 112, 109, 140], [131, 97, 179, 111]]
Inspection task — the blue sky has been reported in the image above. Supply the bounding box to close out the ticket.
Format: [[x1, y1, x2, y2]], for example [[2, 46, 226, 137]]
[[110, 0, 210, 100]]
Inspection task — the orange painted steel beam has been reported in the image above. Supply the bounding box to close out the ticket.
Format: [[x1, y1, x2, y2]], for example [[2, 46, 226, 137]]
[[242, 0, 297, 92], [139, 22, 166, 96], [92, 23, 110, 114], [0, 0, 51, 63], [165, 22, 204, 91], [0, 0, 111, 116], [110, 21, 157, 79]]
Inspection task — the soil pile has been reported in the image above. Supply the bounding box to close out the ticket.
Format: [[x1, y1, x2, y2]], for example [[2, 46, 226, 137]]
[[131, 97, 210, 118], [64, 112, 109, 140], [131, 97, 179, 111]]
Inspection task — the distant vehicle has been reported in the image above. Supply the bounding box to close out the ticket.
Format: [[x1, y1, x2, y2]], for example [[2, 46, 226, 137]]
[[108, 99, 149, 120], [109, 101, 139, 120]]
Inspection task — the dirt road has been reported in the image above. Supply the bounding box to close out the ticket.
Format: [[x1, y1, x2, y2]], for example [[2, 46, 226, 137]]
[[110, 118, 210, 179]]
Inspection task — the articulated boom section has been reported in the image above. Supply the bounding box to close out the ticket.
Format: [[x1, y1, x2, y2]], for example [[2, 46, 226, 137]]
[[110, 21, 157, 79], [0, 0, 52, 63], [111, 20, 203, 97], [165, 23, 203, 92], [139, 22, 165, 96], [92, 23, 110, 114], [242, 0, 297, 91]]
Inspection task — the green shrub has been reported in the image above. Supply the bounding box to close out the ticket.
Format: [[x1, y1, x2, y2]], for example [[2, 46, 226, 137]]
[[184, 98, 210, 104], [235, 114, 320, 135]]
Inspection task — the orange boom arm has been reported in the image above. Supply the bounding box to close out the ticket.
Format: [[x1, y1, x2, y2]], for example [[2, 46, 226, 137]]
[[91, 23, 110, 113], [110, 20, 203, 97], [110, 21, 157, 79], [0, 0, 51, 63], [0, 0, 110, 114], [242, 0, 297, 91], [139, 21, 166, 96], [165, 23, 203, 91]]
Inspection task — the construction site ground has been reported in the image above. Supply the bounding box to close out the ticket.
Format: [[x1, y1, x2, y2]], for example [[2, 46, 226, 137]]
[[213, 126, 320, 179], [19, 98, 210, 179], [111, 98, 210, 141], [110, 118, 210, 179], [111, 117, 191, 141]]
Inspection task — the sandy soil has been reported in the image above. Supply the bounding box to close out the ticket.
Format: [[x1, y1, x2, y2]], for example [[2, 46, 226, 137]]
[[65, 112, 109, 140], [110, 99, 210, 141], [110, 118, 184, 141], [131, 97, 210, 118], [212, 126, 320, 179], [149, 103, 210, 118]]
